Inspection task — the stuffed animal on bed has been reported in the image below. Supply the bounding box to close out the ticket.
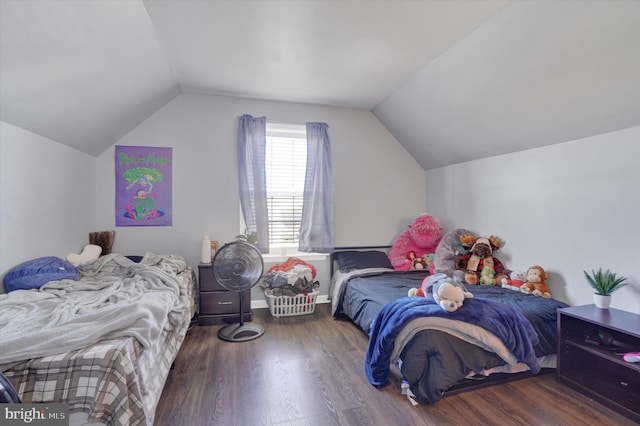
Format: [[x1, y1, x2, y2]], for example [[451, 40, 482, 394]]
[[407, 251, 434, 271], [67, 244, 102, 266], [409, 273, 474, 312], [388, 214, 443, 271], [416, 273, 473, 312], [433, 228, 474, 282], [423, 253, 435, 272], [433, 280, 474, 312], [521, 265, 552, 298], [455, 234, 506, 285], [500, 269, 526, 291], [407, 271, 442, 298], [407, 277, 428, 297], [479, 265, 496, 286]]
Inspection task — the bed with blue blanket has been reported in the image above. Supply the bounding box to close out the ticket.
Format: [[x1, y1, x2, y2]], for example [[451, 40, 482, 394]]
[[330, 247, 569, 405]]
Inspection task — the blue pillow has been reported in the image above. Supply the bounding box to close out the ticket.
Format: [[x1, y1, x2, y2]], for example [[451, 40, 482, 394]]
[[334, 250, 393, 272], [4, 256, 79, 292]]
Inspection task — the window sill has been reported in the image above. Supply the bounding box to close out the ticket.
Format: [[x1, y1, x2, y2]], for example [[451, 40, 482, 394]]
[[262, 252, 329, 263]]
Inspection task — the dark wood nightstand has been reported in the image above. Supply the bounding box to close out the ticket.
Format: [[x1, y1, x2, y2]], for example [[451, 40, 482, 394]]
[[557, 305, 640, 422], [198, 263, 252, 326]]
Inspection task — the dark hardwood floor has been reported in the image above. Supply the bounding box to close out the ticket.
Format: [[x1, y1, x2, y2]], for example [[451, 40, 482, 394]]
[[155, 304, 635, 426]]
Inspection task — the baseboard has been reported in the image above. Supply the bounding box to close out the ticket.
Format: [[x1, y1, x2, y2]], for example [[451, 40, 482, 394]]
[[251, 294, 329, 310]]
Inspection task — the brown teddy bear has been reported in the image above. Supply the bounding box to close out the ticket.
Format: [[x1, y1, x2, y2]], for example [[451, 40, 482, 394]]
[[521, 265, 551, 298], [455, 234, 506, 285]]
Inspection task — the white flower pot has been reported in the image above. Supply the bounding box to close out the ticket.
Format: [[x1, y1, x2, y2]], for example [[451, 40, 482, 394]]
[[593, 294, 611, 309]]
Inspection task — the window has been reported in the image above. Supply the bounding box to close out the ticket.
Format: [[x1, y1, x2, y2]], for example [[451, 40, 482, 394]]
[[265, 122, 307, 250], [238, 114, 333, 254]]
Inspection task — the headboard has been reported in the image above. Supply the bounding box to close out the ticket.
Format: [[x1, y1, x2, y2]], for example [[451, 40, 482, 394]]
[[330, 245, 392, 277]]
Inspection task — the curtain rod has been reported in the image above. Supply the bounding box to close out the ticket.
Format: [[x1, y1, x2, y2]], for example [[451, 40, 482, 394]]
[[267, 120, 306, 126], [236, 115, 302, 125], [237, 116, 328, 128]]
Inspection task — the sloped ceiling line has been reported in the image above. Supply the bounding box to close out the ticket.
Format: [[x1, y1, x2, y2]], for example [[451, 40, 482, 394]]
[[1, 0, 639, 170]]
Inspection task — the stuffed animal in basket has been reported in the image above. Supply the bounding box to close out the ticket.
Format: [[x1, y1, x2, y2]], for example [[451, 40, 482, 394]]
[[455, 234, 506, 285], [521, 265, 551, 298], [500, 269, 526, 291], [388, 214, 443, 271]]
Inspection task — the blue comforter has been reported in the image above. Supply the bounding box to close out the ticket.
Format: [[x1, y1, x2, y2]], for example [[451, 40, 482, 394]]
[[364, 296, 540, 387]]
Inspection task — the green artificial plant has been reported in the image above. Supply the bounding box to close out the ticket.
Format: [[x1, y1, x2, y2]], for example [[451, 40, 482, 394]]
[[235, 229, 258, 245], [583, 268, 628, 296]]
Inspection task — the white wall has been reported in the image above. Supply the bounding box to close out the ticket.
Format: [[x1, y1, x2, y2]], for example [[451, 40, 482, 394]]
[[0, 121, 96, 288], [6, 96, 635, 314], [425, 126, 640, 314], [93, 92, 426, 300]]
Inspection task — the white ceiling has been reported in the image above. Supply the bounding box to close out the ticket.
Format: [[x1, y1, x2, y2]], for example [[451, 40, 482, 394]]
[[1, 0, 639, 169]]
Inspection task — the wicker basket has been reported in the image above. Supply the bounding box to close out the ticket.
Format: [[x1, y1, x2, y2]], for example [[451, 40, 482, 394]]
[[264, 289, 319, 317]]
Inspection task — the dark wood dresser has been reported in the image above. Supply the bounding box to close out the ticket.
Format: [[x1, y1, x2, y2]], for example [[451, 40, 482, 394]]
[[198, 263, 252, 326], [557, 305, 640, 423]]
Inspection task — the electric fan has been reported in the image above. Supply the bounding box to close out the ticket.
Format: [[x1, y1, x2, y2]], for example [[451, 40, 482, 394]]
[[212, 240, 265, 342]]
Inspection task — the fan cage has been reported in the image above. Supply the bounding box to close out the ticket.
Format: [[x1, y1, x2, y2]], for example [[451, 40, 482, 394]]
[[264, 289, 319, 317], [212, 241, 264, 292]]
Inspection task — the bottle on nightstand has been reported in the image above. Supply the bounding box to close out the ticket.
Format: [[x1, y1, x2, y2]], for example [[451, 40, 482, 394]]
[[201, 233, 211, 264]]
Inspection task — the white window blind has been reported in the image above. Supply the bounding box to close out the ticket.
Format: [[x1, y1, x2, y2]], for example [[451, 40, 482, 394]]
[[265, 123, 307, 249]]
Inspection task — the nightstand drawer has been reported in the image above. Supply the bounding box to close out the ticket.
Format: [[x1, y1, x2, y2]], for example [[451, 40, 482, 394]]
[[200, 290, 250, 315], [198, 264, 226, 291]]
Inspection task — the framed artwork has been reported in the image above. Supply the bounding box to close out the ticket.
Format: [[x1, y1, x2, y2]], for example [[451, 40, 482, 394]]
[[115, 146, 172, 227], [210, 240, 219, 262]]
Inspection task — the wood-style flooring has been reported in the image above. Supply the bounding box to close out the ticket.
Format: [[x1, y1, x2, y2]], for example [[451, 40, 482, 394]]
[[155, 304, 635, 426]]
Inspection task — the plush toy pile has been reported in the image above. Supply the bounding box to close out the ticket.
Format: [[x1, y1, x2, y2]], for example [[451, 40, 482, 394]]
[[429, 227, 554, 299], [388, 214, 443, 272], [497, 265, 552, 298]]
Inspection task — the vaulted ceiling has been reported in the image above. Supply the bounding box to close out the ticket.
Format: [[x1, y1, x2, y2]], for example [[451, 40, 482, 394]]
[[1, 0, 639, 170]]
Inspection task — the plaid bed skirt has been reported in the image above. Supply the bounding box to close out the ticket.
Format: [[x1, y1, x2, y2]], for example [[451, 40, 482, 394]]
[[3, 267, 197, 426]]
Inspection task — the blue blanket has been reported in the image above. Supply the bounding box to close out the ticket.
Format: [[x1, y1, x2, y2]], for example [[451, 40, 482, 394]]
[[364, 296, 540, 387]]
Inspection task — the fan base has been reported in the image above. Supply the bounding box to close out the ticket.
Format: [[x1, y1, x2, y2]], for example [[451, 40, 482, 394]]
[[217, 322, 265, 342]]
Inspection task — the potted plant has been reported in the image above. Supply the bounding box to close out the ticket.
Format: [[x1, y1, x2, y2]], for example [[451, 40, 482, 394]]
[[583, 268, 628, 309], [235, 229, 258, 245]]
